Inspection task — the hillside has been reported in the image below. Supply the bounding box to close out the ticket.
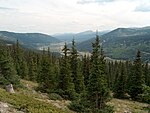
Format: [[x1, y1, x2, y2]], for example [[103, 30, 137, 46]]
[[0, 31, 61, 49], [0, 80, 149, 113], [77, 26, 150, 61], [0, 80, 74, 113]]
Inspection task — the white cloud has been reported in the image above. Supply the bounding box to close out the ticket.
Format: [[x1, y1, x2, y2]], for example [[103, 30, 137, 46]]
[[0, 0, 150, 34], [77, 0, 114, 4], [135, 0, 150, 12]]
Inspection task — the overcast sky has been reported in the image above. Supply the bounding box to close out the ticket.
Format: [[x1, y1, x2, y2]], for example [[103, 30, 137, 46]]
[[0, 0, 150, 34]]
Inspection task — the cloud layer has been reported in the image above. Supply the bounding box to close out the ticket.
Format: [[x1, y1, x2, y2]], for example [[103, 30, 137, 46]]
[[77, 0, 114, 4], [0, 0, 150, 34]]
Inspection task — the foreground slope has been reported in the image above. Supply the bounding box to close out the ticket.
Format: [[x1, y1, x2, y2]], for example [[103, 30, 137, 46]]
[[0, 80, 74, 113], [0, 80, 149, 113]]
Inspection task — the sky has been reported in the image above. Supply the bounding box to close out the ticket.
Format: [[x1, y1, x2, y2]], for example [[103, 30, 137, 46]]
[[0, 0, 150, 35]]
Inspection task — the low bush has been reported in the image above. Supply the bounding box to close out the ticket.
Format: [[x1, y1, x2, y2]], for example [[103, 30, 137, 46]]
[[49, 93, 63, 100]]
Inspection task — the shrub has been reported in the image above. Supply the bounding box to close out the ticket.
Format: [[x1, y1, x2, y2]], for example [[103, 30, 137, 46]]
[[48, 93, 63, 100], [138, 84, 150, 104]]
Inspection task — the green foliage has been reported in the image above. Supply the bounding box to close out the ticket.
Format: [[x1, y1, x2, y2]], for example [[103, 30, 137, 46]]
[[144, 62, 150, 87], [128, 50, 145, 100], [0, 48, 20, 87], [138, 84, 150, 104], [58, 43, 76, 100], [114, 63, 127, 98], [87, 35, 111, 110], [82, 55, 91, 87], [0, 88, 67, 113], [49, 93, 63, 100], [70, 39, 85, 94]]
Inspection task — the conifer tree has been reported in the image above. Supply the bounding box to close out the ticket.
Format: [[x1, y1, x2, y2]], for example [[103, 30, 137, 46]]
[[75, 60, 85, 94], [0, 48, 20, 87], [28, 57, 38, 81], [144, 62, 150, 86], [59, 43, 76, 100], [38, 55, 56, 93], [70, 39, 85, 94], [114, 63, 127, 98], [13, 40, 28, 79], [82, 55, 91, 87], [128, 50, 145, 100], [87, 35, 110, 110]]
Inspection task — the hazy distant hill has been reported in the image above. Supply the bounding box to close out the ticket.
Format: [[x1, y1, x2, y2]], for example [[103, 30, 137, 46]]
[[77, 26, 150, 61], [53, 30, 108, 42], [0, 31, 61, 49]]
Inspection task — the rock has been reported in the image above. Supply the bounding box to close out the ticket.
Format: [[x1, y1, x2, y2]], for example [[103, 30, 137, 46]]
[[6, 84, 15, 93], [0, 102, 9, 113]]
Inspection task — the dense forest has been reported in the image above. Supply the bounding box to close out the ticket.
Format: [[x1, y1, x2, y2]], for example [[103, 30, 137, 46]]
[[0, 35, 150, 113]]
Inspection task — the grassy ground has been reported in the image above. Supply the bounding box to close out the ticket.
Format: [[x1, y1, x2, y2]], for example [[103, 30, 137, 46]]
[[0, 80, 149, 113], [0, 80, 74, 113], [108, 98, 149, 113]]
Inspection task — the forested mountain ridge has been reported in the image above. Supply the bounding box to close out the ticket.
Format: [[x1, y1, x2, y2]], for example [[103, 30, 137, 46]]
[[77, 26, 150, 61], [53, 30, 108, 42], [0, 31, 61, 49]]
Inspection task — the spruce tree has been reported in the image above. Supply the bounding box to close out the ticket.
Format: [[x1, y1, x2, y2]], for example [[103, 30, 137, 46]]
[[87, 35, 110, 110], [0, 48, 20, 87], [114, 63, 127, 98], [13, 40, 28, 79], [144, 62, 150, 86], [82, 55, 91, 87], [70, 39, 85, 94], [128, 50, 145, 100], [59, 43, 76, 100], [28, 57, 38, 81], [38, 55, 56, 93], [75, 60, 85, 94]]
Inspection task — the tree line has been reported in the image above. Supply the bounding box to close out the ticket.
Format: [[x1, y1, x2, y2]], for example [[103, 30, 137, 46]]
[[0, 35, 150, 112]]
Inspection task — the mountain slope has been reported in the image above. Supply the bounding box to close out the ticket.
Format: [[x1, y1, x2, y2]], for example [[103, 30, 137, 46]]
[[0, 31, 61, 49], [53, 30, 108, 42], [77, 26, 150, 61]]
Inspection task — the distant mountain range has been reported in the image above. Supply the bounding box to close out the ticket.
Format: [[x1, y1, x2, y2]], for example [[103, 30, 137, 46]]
[[77, 26, 150, 61], [53, 30, 109, 42], [0, 31, 61, 49], [1, 26, 150, 61]]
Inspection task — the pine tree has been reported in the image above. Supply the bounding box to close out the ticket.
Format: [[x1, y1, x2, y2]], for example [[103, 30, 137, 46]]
[[13, 40, 28, 79], [38, 55, 56, 93], [144, 62, 150, 86], [82, 55, 91, 87], [75, 59, 85, 94], [28, 57, 38, 81], [128, 50, 145, 100], [87, 35, 110, 110], [58, 43, 76, 100], [114, 63, 127, 98], [0, 48, 20, 87], [70, 39, 85, 94]]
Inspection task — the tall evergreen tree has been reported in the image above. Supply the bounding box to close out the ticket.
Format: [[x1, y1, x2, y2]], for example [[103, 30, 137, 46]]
[[38, 55, 56, 93], [144, 62, 150, 86], [82, 55, 91, 87], [70, 39, 85, 94], [114, 63, 127, 98], [75, 60, 85, 94], [128, 50, 145, 100], [13, 40, 28, 79], [58, 43, 76, 100], [28, 56, 38, 81], [87, 35, 110, 110], [0, 48, 20, 87]]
